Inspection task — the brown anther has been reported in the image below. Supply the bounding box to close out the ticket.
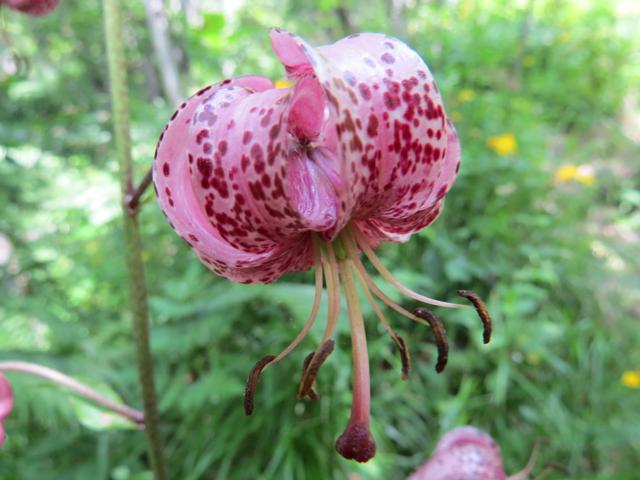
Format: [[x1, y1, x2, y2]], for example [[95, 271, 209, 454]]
[[298, 339, 335, 399], [413, 308, 449, 373], [244, 355, 275, 416], [300, 351, 318, 399], [457, 290, 492, 344], [393, 334, 411, 380]]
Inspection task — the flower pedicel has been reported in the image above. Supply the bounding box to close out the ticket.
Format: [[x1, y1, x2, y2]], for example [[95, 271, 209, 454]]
[[153, 29, 492, 462]]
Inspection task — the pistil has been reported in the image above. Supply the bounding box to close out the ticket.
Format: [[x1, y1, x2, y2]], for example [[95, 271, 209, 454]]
[[335, 257, 376, 462]]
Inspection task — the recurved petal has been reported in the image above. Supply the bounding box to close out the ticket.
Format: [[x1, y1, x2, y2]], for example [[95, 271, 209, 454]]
[[270, 30, 457, 229], [186, 77, 338, 244], [355, 201, 443, 246], [199, 236, 314, 284], [153, 77, 314, 282]]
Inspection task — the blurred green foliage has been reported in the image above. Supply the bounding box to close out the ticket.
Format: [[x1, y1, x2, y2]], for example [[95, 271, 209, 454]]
[[1, 0, 639, 479]]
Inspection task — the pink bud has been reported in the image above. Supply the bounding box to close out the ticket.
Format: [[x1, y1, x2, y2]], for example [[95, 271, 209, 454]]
[[1, 0, 60, 16], [408, 427, 507, 480], [0, 372, 14, 447]]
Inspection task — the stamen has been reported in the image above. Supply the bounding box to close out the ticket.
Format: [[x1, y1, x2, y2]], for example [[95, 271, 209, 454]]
[[300, 351, 318, 399], [351, 261, 411, 380], [297, 339, 335, 399], [352, 259, 424, 325], [457, 290, 492, 344], [351, 226, 465, 309], [244, 355, 276, 416], [412, 308, 449, 373], [319, 242, 341, 343], [265, 239, 325, 368], [395, 334, 411, 380]]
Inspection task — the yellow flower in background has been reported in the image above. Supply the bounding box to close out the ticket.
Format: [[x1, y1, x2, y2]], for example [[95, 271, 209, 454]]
[[554, 164, 596, 185], [457, 89, 476, 103], [523, 55, 535, 67], [487, 133, 517, 156], [558, 31, 570, 44], [554, 165, 579, 182], [621, 371, 640, 389], [274, 79, 293, 89]]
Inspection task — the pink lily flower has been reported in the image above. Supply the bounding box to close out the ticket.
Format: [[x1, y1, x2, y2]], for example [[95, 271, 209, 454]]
[[153, 29, 491, 462], [408, 426, 554, 480], [0, 0, 60, 16], [0, 372, 14, 447]]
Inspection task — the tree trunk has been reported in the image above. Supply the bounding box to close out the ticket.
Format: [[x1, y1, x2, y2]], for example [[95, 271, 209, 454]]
[[143, 0, 183, 106]]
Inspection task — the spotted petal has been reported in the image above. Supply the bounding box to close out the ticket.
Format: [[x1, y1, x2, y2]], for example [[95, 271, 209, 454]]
[[154, 74, 341, 282], [408, 427, 507, 480], [270, 30, 459, 234]]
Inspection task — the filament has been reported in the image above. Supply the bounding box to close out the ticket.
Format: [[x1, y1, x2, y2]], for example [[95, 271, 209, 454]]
[[265, 237, 325, 368], [351, 226, 465, 309], [351, 261, 411, 380]]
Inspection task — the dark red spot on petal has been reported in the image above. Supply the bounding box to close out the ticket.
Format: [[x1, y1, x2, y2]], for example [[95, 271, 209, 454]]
[[381, 52, 395, 64]]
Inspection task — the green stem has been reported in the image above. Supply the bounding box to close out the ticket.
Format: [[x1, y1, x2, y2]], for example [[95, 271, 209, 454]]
[[102, 1, 168, 478]]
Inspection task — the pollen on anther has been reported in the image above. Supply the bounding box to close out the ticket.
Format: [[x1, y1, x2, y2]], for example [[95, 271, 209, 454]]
[[413, 308, 449, 373], [457, 290, 493, 344], [298, 339, 335, 399], [244, 355, 276, 416]]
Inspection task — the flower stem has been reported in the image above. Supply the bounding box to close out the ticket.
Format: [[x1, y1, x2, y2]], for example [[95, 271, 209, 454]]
[[0, 361, 144, 425], [102, 1, 168, 478]]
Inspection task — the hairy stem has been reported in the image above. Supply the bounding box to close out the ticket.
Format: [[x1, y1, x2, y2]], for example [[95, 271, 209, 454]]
[[102, 1, 168, 478], [0, 361, 144, 425]]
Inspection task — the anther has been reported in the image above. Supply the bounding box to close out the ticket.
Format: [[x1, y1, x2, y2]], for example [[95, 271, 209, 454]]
[[412, 308, 449, 373], [457, 290, 492, 344], [393, 334, 411, 380], [300, 351, 318, 400], [244, 355, 276, 416], [298, 339, 335, 399]]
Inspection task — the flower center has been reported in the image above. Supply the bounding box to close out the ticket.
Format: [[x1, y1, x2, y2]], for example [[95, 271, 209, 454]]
[[243, 222, 492, 462]]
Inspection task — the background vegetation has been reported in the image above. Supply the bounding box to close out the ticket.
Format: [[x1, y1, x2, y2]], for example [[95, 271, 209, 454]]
[[1, 0, 639, 478]]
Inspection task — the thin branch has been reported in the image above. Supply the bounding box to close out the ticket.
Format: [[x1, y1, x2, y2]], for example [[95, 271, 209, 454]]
[[126, 167, 154, 213], [0, 361, 144, 425], [102, 1, 168, 478]]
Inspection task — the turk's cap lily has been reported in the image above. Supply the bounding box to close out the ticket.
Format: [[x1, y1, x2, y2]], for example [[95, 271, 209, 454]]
[[0, 0, 60, 16], [153, 29, 492, 463], [153, 28, 459, 284], [0, 372, 14, 447]]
